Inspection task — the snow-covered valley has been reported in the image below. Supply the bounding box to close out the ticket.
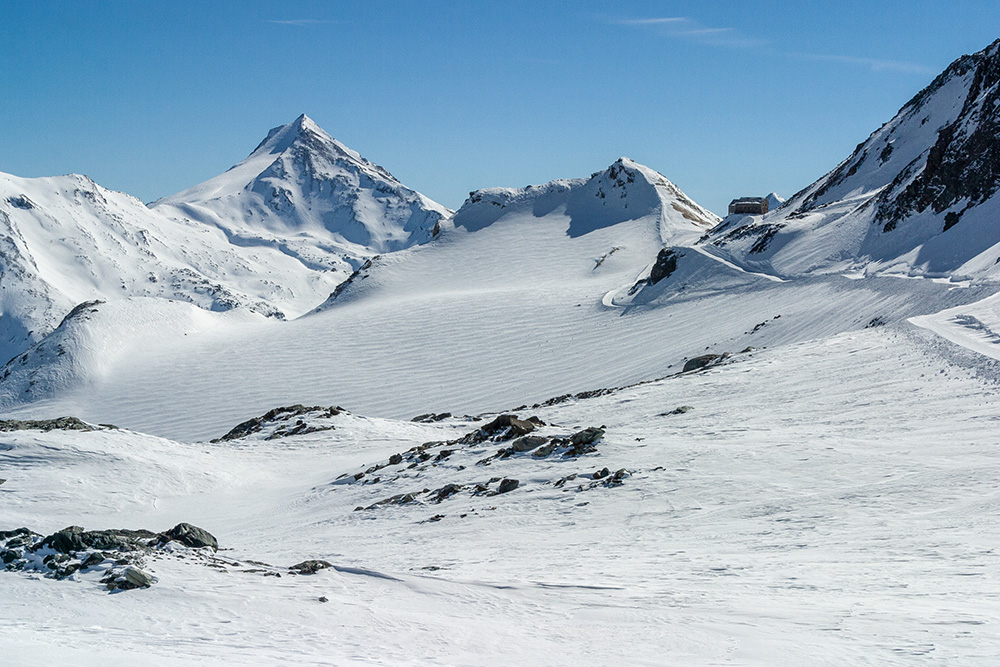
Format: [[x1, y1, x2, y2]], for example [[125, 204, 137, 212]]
[[3, 36, 1000, 666]]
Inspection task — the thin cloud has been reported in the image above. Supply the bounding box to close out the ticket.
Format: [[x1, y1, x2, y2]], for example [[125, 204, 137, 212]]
[[612, 16, 767, 49], [611, 15, 932, 75], [267, 19, 338, 27], [614, 17, 687, 26], [792, 52, 937, 76]]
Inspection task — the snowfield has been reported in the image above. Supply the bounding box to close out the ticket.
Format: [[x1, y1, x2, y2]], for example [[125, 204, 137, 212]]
[[4, 36, 1000, 664], [2, 324, 999, 665]]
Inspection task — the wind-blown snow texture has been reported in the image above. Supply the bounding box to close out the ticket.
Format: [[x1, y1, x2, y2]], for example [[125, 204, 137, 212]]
[[0, 115, 450, 367], [4, 39, 1000, 666]]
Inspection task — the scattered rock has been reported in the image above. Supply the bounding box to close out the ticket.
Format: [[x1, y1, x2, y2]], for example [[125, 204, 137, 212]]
[[0, 417, 96, 433], [497, 479, 519, 494], [289, 560, 333, 574], [662, 405, 694, 416], [434, 484, 463, 502], [683, 354, 721, 372], [532, 442, 557, 457], [510, 435, 547, 452], [158, 523, 218, 551], [122, 566, 154, 589], [411, 412, 452, 423], [318, 596, 329, 603], [213, 405, 343, 442], [388, 453, 403, 465], [593, 468, 610, 479]]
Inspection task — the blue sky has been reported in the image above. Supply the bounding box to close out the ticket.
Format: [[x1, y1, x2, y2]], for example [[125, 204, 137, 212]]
[[1, 1, 998, 215]]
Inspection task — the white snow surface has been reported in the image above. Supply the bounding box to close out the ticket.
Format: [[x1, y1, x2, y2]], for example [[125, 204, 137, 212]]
[[1, 184, 990, 441], [2, 324, 999, 665], [707, 39, 1000, 282], [0, 115, 452, 367]]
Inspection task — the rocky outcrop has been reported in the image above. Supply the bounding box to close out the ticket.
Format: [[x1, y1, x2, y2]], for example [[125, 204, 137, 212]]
[[0, 417, 98, 433], [1, 522, 218, 590], [213, 405, 343, 442]]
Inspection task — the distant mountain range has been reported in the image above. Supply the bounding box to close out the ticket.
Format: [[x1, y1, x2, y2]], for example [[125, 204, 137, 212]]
[[1, 38, 999, 435]]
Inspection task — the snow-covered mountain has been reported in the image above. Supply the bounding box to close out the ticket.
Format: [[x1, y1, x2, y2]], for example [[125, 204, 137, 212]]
[[0, 116, 451, 367], [153, 114, 450, 260], [451, 157, 718, 242], [709, 37, 1000, 281]]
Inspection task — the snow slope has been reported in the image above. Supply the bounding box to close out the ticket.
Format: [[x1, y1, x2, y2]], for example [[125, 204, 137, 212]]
[[0, 116, 451, 369], [1, 157, 991, 440], [709, 38, 1000, 281], [2, 323, 999, 665], [153, 114, 450, 265]]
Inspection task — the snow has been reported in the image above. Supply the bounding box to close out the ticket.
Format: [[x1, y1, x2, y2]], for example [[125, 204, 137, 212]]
[[706, 40, 1000, 283], [3, 55, 1000, 662], [2, 324, 999, 665]]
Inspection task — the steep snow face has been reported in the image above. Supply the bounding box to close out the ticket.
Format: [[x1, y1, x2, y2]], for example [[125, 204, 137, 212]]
[[0, 115, 453, 366], [0, 172, 295, 364], [154, 114, 451, 256], [710, 38, 1000, 281], [453, 157, 718, 245]]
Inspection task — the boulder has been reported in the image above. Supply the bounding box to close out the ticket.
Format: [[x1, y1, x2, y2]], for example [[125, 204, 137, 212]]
[[510, 436, 547, 452], [159, 523, 218, 550], [122, 566, 154, 589], [683, 354, 721, 372], [41, 526, 87, 554], [290, 560, 333, 574], [497, 479, 519, 494]]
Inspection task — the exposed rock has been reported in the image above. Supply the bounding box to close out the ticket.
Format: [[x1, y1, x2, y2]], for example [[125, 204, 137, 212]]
[[510, 435, 547, 452], [434, 484, 463, 502], [159, 523, 218, 551], [649, 248, 681, 284], [0, 417, 96, 433], [122, 566, 154, 589], [289, 560, 333, 574], [683, 354, 721, 372], [497, 479, 519, 494], [532, 442, 557, 457], [593, 468, 611, 480], [411, 412, 452, 423], [213, 405, 342, 442], [461, 413, 540, 443]]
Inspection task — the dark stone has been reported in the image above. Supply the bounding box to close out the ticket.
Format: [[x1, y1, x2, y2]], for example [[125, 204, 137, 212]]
[[0, 527, 34, 540], [532, 443, 556, 457], [411, 412, 452, 423], [318, 596, 329, 603], [213, 405, 342, 442], [82, 552, 105, 568], [683, 354, 721, 372], [121, 566, 154, 588], [570, 427, 605, 446], [497, 479, 519, 494], [41, 526, 87, 554], [593, 468, 611, 480], [0, 417, 95, 433], [388, 453, 403, 465], [289, 560, 333, 574], [159, 523, 218, 550], [510, 436, 547, 452], [2, 549, 18, 564], [434, 484, 463, 502], [649, 248, 681, 284]]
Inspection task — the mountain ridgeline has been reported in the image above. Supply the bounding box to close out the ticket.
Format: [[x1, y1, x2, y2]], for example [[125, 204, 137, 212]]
[[706, 38, 1000, 281]]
